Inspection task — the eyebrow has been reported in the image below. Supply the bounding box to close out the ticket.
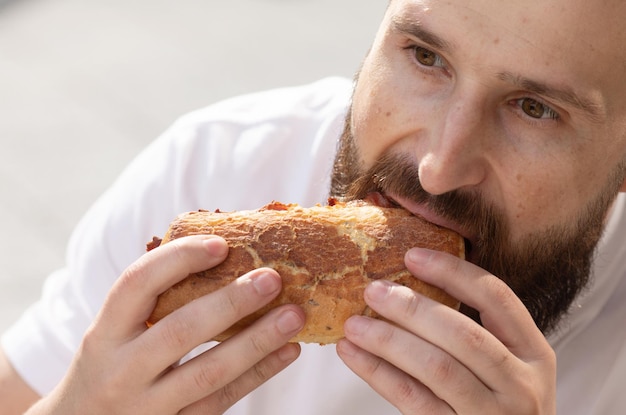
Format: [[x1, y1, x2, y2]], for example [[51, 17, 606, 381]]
[[390, 15, 453, 53], [390, 15, 605, 123], [498, 72, 605, 122]]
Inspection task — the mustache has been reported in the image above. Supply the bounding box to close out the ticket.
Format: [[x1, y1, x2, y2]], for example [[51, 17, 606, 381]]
[[344, 152, 508, 253]]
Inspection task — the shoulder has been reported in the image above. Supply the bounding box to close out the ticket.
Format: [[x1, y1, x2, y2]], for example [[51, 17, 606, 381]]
[[175, 77, 353, 132], [149, 77, 352, 209]]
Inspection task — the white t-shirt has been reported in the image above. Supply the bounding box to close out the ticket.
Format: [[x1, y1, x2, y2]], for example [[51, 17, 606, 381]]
[[3, 77, 626, 414]]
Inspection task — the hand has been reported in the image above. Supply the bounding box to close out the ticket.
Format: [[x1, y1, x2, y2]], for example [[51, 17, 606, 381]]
[[337, 247, 556, 414], [26, 235, 305, 415]]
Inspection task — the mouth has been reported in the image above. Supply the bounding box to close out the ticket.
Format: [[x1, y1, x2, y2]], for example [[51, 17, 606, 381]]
[[376, 192, 476, 261]]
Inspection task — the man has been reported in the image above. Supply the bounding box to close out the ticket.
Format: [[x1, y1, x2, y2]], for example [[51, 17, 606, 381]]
[[2, 0, 625, 413]]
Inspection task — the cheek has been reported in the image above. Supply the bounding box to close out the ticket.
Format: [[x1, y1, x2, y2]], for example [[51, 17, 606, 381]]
[[492, 127, 592, 239], [510, 176, 562, 220], [351, 62, 429, 168], [502, 159, 590, 242], [351, 72, 398, 166]]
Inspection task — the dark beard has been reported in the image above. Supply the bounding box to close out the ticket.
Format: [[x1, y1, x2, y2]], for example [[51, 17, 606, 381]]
[[330, 109, 624, 335]]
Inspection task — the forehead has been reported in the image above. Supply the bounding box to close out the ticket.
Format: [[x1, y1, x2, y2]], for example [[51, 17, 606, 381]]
[[386, 0, 625, 62]]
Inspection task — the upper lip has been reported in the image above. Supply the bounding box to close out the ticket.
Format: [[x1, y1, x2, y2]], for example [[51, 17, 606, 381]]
[[385, 193, 476, 259]]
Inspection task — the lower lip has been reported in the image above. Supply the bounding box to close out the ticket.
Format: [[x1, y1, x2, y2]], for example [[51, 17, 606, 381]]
[[386, 193, 474, 260], [386, 194, 453, 230]]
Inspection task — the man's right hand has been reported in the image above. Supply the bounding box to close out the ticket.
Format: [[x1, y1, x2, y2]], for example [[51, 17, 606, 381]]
[[24, 235, 305, 415]]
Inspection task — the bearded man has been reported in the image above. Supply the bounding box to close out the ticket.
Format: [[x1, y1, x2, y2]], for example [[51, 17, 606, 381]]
[[2, 0, 626, 414]]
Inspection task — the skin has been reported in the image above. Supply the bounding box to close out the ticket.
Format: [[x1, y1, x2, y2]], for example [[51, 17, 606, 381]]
[[2, 0, 626, 413]]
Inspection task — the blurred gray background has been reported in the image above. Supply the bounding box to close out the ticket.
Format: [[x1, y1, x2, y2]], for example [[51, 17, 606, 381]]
[[0, 0, 387, 333]]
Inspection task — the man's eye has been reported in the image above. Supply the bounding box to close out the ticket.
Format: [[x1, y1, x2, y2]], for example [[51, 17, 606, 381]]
[[518, 98, 559, 120], [413, 46, 443, 67]]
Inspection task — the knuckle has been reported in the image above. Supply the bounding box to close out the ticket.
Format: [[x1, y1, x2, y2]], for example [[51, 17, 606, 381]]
[[388, 376, 448, 414], [212, 359, 277, 414], [251, 358, 275, 384], [543, 346, 557, 370], [215, 381, 241, 411], [392, 377, 422, 408], [491, 350, 511, 371], [192, 358, 227, 392], [533, 340, 557, 368], [118, 257, 151, 293], [401, 289, 422, 318], [486, 276, 517, 308], [457, 322, 513, 372], [424, 351, 455, 385], [457, 322, 487, 353], [375, 322, 397, 347], [159, 314, 194, 351], [443, 251, 463, 275], [365, 353, 387, 379], [166, 239, 191, 270], [219, 286, 245, 319], [79, 325, 102, 356], [427, 249, 463, 279], [248, 331, 273, 356]]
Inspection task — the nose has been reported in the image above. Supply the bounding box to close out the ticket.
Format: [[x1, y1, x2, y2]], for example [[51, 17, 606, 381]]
[[418, 89, 489, 195]]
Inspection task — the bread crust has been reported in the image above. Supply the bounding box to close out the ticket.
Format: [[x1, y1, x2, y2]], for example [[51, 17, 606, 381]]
[[146, 200, 464, 344]]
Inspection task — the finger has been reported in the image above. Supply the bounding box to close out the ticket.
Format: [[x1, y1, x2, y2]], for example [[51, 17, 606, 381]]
[[405, 247, 550, 360], [96, 235, 229, 340], [152, 305, 305, 412], [341, 314, 486, 413], [395, 248, 555, 395], [337, 338, 455, 414], [181, 343, 301, 414], [134, 267, 285, 376]]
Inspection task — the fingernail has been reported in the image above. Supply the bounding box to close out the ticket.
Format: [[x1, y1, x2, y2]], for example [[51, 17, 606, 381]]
[[406, 247, 432, 265], [344, 315, 370, 336], [277, 344, 300, 361], [276, 310, 303, 335], [365, 279, 393, 303], [202, 237, 228, 256], [250, 271, 280, 296]]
